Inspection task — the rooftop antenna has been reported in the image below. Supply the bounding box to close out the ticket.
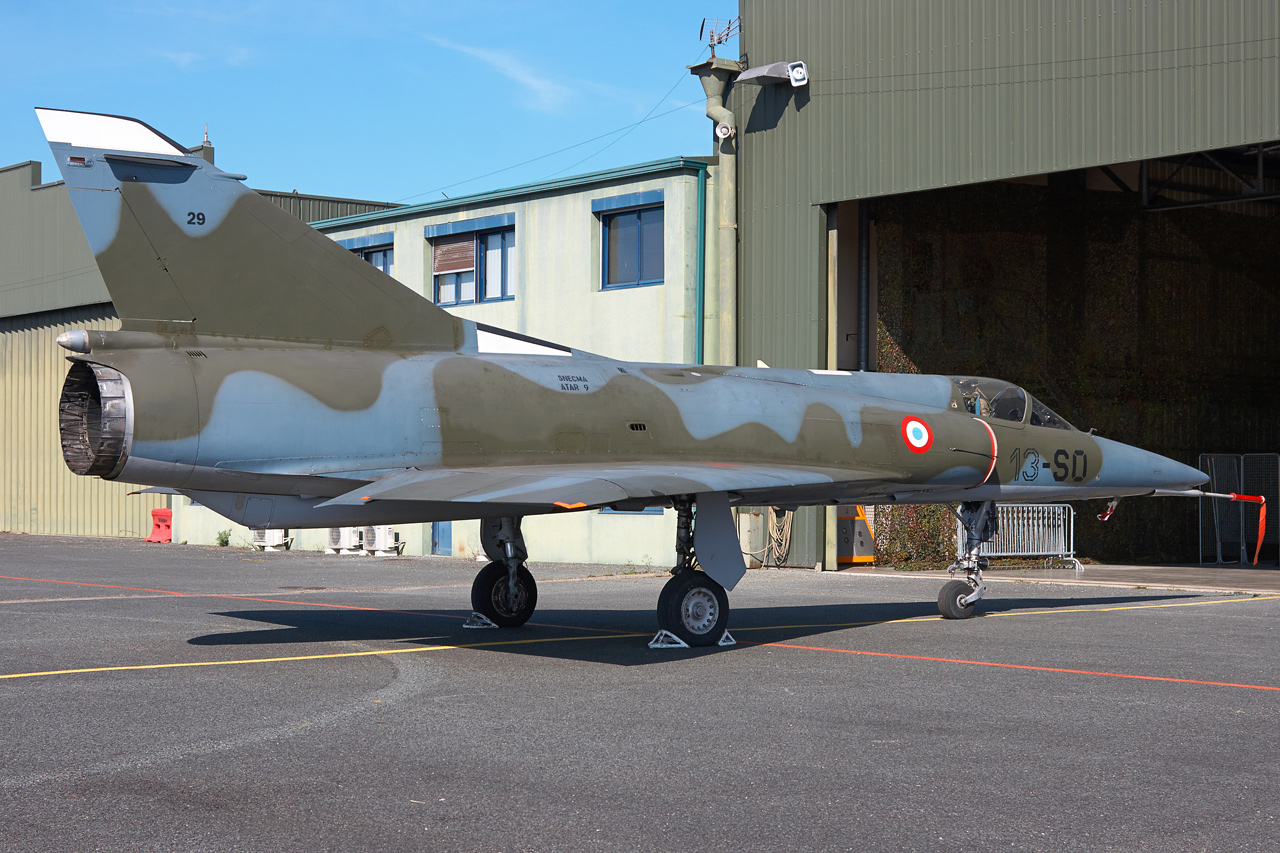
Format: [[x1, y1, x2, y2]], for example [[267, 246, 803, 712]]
[[699, 16, 740, 59]]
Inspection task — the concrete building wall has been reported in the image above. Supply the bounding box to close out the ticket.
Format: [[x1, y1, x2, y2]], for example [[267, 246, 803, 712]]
[[411, 172, 707, 363]]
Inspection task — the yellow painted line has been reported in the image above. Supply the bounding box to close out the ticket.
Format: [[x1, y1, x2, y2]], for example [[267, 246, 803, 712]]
[[980, 594, 1280, 619], [733, 619, 934, 632], [3, 588, 1276, 683], [0, 633, 648, 681]]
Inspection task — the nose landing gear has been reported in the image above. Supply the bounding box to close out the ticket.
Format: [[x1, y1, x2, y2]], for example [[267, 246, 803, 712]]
[[940, 500, 997, 619]]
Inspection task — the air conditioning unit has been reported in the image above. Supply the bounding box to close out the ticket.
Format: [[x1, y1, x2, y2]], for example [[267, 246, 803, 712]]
[[326, 527, 361, 554], [361, 525, 404, 556], [251, 528, 292, 552]]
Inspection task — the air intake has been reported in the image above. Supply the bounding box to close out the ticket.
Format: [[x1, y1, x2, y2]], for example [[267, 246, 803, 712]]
[[58, 362, 131, 477]]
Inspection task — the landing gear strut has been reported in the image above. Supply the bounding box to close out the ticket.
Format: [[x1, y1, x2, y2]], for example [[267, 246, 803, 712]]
[[651, 497, 735, 648], [467, 516, 537, 628], [940, 500, 997, 619]]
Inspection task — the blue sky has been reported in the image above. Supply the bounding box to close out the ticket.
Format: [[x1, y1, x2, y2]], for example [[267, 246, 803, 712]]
[[0, 1, 738, 203]]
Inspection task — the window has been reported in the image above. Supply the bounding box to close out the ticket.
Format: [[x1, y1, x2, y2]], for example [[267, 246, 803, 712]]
[[950, 376, 1046, 425], [602, 206, 663, 289], [362, 246, 393, 275], [336, 232, 395, 275], [432, 229, 515, 306], [1028, 396, 1074, 430]]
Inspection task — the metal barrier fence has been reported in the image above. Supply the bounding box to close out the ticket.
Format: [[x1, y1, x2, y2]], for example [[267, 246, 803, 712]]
[[1200, 453, 1279, 565], [957, 503, 1081, 570]]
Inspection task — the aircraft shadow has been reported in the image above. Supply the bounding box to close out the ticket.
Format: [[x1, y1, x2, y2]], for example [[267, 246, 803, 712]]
[[188, 592, 1195, 666]]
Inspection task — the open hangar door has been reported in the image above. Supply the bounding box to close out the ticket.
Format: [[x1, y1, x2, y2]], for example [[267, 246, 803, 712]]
[[829, 143, 1280, 563]]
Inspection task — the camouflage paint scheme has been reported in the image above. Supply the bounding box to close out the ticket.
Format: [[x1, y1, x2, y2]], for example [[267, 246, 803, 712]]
[[39, 109, 1205, 608]]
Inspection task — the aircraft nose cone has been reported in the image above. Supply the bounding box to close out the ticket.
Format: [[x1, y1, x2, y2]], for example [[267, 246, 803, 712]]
[[1093, 437, 1208, 493]]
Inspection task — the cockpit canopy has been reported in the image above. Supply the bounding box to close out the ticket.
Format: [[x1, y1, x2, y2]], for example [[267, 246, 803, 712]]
[[948, 376, 1074, 430]]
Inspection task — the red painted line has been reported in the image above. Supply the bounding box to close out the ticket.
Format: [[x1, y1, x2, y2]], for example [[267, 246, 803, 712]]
[[0, 575, 200, 597], [741, 640, 1280, 693]]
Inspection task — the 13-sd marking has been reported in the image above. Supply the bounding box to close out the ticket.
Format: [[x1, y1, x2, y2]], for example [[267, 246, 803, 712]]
[[1010, 447, 1089, 483]]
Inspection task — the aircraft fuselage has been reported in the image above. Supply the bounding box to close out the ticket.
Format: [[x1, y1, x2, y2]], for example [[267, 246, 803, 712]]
[[59, 330, 1195, 531]]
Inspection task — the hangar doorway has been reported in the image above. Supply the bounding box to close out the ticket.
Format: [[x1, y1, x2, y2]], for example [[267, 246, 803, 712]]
[[828, 146, 1280, 562]]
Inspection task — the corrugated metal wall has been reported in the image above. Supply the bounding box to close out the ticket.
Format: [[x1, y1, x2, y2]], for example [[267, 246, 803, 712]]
[[739, 0, 1280, 205], [0, 305, 165, 537], [257, 191, 400, 224]]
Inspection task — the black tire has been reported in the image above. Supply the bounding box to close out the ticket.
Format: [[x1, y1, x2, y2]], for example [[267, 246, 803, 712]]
[[656, 571, 729, 647], [471, 561, 538, 627], [938, 579, 975, 619], [656, 567, 687, 617]]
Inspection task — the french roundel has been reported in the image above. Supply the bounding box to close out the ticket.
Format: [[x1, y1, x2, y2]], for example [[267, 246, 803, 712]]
[[900, 416, 933, 454]]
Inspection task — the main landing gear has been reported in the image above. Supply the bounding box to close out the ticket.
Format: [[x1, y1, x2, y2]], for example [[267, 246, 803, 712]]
[[466, 517, 538, 628], [939, 500, 997, 619], [650, 497, 735, 648], [465, 499, 737, 649]]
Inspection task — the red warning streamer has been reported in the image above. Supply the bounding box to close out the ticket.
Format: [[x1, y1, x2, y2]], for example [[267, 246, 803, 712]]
[[1142, 490, 1267, 564], [1201, 492, 1268, 565], [1232, 493, 1268, 566]]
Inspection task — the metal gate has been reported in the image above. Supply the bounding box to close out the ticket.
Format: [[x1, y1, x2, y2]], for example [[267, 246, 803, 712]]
[[1201, 453, 1279, 565], [1244, 454, 1278, 564], [957, 503, 1081, 570]]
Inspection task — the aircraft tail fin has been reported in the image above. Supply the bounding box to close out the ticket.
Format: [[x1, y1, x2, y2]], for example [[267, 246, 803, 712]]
[[37, 108, 461, 349]]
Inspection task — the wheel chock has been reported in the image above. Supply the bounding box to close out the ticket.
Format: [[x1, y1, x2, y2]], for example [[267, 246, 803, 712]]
[[463, 611, 499, 629], [648, 630, 690, 649], [647, 629, 737, 649]]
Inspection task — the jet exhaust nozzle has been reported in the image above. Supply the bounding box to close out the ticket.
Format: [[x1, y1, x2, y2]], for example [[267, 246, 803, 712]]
[[59, 362, 132, 478]]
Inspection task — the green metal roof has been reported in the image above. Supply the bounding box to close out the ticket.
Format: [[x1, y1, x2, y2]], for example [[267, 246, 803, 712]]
[[310, 157, 709, 229]]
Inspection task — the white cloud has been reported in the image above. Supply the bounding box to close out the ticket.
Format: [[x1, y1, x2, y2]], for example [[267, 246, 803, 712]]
[[159, 51, 202, 68], [225, 46, 253, 67], [155, 46, 253, 70], [430, 37, 573, 113]]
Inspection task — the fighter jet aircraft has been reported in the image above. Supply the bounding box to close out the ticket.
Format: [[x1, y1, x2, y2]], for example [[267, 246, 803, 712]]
[[39, 108, 1212, 646]]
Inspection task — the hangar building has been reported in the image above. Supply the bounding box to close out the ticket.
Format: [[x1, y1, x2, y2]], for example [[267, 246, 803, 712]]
[[725, 0, 1280, 565]]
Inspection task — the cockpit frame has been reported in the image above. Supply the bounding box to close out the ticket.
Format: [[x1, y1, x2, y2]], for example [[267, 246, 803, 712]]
[[949, 376, 1074, 431]]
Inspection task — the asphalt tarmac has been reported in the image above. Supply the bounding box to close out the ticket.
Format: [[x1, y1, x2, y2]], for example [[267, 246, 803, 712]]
[[2, 533, 1279, 852]]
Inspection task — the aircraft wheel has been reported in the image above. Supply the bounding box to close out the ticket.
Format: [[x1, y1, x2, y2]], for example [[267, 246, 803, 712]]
[[937, 579, 975, 619], [656, 567, 687, 617], [471, 561, 538, 627], [657, 571, 729, 647]]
